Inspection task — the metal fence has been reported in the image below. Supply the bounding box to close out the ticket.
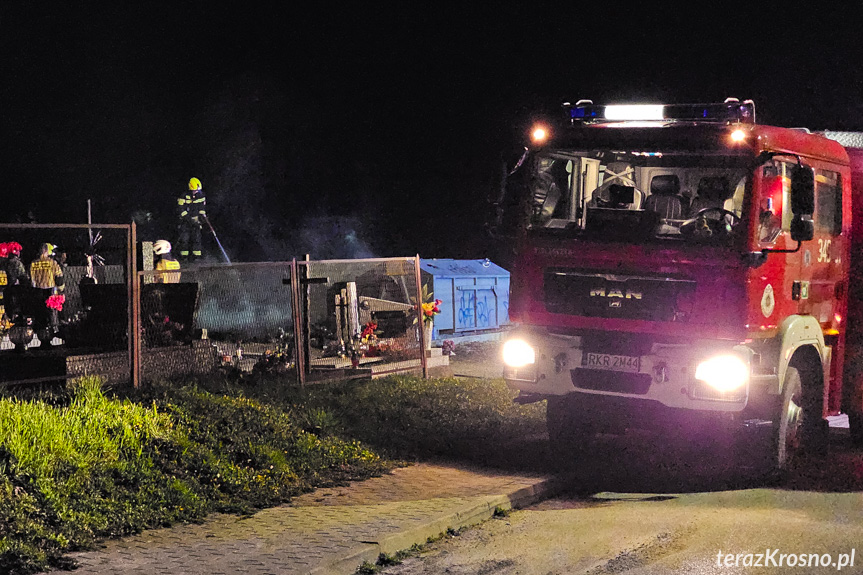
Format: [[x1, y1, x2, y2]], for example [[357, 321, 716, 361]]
[[1, 224, 430, 388], [301, 257, 426, 383], [0, 223, 135, 386], [139, 261, 297, 384]]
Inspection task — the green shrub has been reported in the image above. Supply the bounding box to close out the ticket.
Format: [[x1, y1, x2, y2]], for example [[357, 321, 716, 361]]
[[0, 377, 390, 575]]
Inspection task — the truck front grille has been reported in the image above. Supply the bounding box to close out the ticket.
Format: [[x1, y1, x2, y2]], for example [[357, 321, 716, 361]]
[[544, 269, 696, 322]]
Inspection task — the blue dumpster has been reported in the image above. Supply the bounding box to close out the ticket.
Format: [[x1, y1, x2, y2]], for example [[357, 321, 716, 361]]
[[419, 259, 510, 340]]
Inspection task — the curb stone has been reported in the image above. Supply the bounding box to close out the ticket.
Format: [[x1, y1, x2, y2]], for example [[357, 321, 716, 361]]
[[45, 464, 563, 575], [309, 475, 565, 575]]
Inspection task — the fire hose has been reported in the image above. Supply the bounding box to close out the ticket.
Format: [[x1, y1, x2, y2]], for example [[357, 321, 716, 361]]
[[201, 215, 231, 265], [201, 215, 232, 265]]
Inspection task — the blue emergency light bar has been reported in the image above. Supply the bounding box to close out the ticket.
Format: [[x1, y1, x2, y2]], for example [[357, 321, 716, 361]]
[[568, 100, 756, 125]]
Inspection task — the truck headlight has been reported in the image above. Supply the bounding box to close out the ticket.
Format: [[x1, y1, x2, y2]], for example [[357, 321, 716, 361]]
[[502, 339, 535, 368], [694, 355, 748, 392]]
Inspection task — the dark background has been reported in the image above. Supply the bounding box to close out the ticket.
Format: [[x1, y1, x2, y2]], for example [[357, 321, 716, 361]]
[[2, 4, 862, 263]]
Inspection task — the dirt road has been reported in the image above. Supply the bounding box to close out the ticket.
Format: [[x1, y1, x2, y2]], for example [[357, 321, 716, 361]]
[[383, 430, 863, 575]]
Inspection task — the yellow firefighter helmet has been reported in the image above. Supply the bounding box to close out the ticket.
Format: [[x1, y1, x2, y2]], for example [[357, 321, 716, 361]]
[[188, 177, 202, 191]]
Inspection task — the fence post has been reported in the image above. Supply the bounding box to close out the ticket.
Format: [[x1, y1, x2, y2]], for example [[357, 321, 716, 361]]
[[303, 254, 311, 375], [414, 254, 428, 378], [128, 221, 141, 389], [290, 258, 306, 386]]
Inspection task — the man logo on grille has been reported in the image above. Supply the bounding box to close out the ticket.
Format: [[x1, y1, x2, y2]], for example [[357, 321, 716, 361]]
[[589, 287, 643, 300]]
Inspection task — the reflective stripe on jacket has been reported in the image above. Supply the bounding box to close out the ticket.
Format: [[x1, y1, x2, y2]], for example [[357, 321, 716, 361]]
[[30, 256, 63, 290], [155, 258, 181, 283], [177, 190, 206, 222]]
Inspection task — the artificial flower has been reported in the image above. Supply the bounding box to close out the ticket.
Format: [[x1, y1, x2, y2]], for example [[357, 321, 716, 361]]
[[46, 294, 65, 311]]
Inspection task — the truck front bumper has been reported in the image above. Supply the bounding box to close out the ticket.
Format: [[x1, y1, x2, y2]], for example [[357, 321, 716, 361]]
[[503, 329, 760, 414]]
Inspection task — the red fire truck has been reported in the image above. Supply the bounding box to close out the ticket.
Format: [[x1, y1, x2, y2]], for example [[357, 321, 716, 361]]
[[498, 99, 863, 470]]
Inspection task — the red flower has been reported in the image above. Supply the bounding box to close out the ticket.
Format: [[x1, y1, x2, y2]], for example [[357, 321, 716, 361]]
[[417, 288, 442, 325], [361, 321, 378, 338], [46, 294, 65, 311], [0, 242, 22, 257]]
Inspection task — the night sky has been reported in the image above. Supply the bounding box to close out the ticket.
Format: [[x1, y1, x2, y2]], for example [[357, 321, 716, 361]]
[[2, 4, 863, 263]]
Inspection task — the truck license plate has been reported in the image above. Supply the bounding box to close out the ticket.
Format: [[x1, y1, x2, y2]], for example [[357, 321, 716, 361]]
[[582, 352, 641, 373]]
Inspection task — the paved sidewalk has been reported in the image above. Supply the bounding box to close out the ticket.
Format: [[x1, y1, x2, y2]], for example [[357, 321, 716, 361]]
[[46, 463, 558, 575]]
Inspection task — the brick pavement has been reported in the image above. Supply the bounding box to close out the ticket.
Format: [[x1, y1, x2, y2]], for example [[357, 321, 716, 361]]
[[44, 463, 558, 575]]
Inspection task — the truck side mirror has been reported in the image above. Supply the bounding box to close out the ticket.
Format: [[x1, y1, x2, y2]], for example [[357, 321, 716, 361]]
[[790, 215, 814, 242], [749, 158, 814, 261], [790, 164, 815, 216]]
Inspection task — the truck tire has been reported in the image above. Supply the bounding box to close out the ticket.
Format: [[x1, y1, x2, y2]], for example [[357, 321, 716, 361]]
[[749, 363, 827, 479], [774, 366, 804, 470]]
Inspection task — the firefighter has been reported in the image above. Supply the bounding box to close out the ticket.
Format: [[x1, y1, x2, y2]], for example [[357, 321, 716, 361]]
[[31, 243, 64, 291], [0, 243, 8, 318], [30, 243, 64, 346], [177, 177, 206, 262], [1, 242, 28, 323], [51, 245, 68, 284], [153, 239, 181, 283], [52, 246, 70, 321], [3, 242, 29, 287]]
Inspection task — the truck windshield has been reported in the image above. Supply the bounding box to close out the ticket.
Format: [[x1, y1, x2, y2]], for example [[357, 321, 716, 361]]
[[528, 150, 750, 244]]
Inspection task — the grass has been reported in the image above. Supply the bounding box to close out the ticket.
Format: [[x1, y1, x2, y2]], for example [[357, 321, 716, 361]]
[[354, 529, 468, 574], [0, 373, 545, 574], [356, 552, 405, 574], [210, 372, 547, 459], [0, 377, 389, 574]]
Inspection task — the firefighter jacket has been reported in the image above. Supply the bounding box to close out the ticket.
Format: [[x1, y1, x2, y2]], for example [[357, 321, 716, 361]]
[[30, 255, 64, 291], [178, 189, 206, 226], [1, 255, 28, 318], [155, 257, 181, 283], [0, 258, 6, 315], [3, 256, 29, 286]]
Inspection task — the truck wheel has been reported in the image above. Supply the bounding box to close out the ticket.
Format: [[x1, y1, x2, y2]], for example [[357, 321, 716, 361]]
[[774, 366, 806, 470]]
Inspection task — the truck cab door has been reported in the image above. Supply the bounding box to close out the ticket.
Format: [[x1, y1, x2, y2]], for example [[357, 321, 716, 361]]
[[799, 166, 846, 413], [753, 161, 802, 329]]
